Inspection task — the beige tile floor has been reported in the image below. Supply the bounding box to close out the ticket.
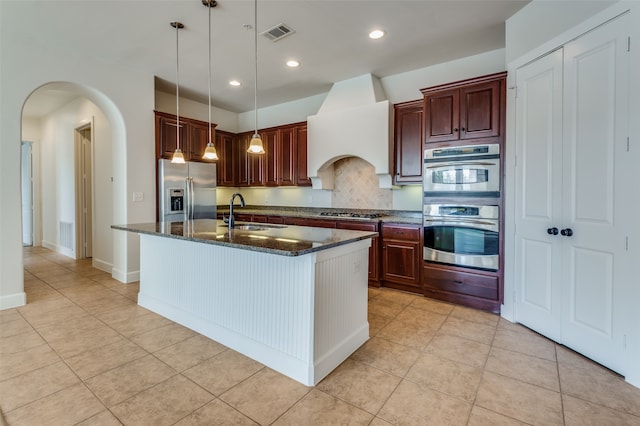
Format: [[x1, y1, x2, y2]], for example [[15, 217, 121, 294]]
[[1, 246, 640, 425]]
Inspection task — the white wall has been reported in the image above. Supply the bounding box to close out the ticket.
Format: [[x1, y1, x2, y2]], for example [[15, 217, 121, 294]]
[[506, 1, 616, 64], [1, 4, 156, 308], [503, 1, 640, 388], [381, 48, 507, 104]]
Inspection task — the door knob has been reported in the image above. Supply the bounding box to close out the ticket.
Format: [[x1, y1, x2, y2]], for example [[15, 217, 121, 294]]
[[547, 227, 559, 235], [560, 228, 573, 237]]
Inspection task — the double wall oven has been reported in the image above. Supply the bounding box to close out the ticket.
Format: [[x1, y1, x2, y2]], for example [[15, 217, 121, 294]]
[[423, 143, 500, 271]]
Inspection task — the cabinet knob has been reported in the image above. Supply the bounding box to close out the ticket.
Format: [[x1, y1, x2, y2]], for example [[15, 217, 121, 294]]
[[453, 128, 459, 132], [547, 227, 559, 235], [461, 127, 466, 132]]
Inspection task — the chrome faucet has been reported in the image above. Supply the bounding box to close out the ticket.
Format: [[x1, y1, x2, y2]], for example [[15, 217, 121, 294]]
[[228, 192, 245, 229]]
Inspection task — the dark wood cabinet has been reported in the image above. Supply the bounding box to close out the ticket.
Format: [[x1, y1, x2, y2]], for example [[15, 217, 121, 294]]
[[423, 262, 500, 313], [235, 133, 251, 187], [155, 111, 216, 162], [393, 100, 424, 184], [216, 131, 236, 186], [336, 221, 380, 286], [156, 112, 188, 160], [279, 127, 296, 186], [283, 217, 336, 228], [421, 72, 505, 145], [380, 224, 422, 292], [215, 122, 308, 188], [295, 125, 312, 186]]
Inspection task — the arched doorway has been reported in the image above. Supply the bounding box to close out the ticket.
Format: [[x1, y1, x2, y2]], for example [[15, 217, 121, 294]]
[[21, 82, 124, 276]]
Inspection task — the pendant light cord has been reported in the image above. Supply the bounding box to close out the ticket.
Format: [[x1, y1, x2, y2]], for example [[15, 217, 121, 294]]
[[208, 4, 212, 145], [254, 0, 258, 135], [175, 22, 180, 150]]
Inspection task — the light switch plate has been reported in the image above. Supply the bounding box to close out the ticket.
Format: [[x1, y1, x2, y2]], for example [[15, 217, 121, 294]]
[[132, 192, 144, 202]]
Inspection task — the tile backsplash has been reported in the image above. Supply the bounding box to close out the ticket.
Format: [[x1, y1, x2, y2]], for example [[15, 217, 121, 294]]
[[332, 157, 392, 209]]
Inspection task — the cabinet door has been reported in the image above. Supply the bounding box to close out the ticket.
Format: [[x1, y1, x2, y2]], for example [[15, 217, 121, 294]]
[[188, 121, 212, 162], [263, 129, 279, 186], [295, 125, 312, 186], [248, 149, 265, 186], [156, 113, 188, 160], [235, 133, 250, 187], [394, 101, 424, 183], [424, 89, 459, 143], [459, 80, 500, 140], [381, 225, 421, 289], [216, 132, 235, 186], [279, 127, 296, 186]]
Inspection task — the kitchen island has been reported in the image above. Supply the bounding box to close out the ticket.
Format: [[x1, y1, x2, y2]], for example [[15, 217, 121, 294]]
[[112, 219, 376, 386]]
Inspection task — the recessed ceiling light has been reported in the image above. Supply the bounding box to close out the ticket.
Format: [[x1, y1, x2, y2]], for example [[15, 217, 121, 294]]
[[286, 60, 300, 68], [369, 29, 385, 40], [229, 80, 241, 87]]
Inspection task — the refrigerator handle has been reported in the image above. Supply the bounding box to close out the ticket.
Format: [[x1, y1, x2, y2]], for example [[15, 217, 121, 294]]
[[184, 177, 190, 221], [189, 177, 195, 220]]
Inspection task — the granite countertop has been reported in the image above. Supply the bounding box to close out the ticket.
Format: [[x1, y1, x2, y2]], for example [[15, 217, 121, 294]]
[[216, 206, 423, 225], [112, 219, 377, 257]]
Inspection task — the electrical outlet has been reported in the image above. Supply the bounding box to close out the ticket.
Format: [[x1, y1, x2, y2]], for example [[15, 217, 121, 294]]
[[132, 192, 144, 202]]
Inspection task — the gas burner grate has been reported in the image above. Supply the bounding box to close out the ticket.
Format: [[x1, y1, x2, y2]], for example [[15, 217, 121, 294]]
[[319, 212, 384, 219]]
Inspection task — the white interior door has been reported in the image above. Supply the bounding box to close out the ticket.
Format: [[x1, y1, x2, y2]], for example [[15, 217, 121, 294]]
[[21, 142, 34, 246], [514, 49, 564, 342], [561, 13, 629, 373], [515, 14, 630, 376]]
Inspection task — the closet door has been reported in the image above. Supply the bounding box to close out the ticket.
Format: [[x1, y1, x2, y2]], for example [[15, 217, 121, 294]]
[[514, 13, 630, 376], [561, 13, 629, 373], [514, 49, 564, 342]]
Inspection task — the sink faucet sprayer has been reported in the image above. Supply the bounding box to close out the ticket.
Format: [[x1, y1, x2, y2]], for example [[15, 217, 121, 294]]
[[228, 193, 245, 229]]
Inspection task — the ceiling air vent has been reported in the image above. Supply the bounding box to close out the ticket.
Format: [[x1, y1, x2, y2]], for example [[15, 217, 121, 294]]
[[261, 23, 295, 42]]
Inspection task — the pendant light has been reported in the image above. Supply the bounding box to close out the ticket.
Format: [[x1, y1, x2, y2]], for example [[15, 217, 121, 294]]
[[247, 0, 265, 154], [202, 0, 219, 160], [170, 21, 186, 164]]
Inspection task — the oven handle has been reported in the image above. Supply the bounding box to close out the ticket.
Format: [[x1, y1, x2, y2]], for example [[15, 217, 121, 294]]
[[425, 162, 498, 169], [423, 219, 498, 232]]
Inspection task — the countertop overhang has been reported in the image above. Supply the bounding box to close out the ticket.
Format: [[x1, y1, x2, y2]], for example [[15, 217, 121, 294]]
[[112, 219, 377, 257]]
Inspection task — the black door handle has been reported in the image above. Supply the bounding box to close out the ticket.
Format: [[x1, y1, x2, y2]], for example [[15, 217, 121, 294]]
[[547, 227, 559, 235], [561, 228, 573, 237]]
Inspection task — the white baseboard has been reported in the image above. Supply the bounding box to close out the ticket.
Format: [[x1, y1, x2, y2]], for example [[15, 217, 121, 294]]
[[92, 258, 112, 274], [111, 268, 140, 284], [0, 292, 26, 310]]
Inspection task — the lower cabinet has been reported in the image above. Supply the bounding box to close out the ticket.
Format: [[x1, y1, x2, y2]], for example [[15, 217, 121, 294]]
[[380, 224, 422, 293], [423, 262, 500, 313]]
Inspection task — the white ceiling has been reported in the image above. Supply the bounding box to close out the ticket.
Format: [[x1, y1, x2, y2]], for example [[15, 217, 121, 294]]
[[11, 0, 531, 118]]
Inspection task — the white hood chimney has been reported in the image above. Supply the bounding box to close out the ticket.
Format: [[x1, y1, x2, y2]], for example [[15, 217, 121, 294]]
[[307, 74, 393, 190]]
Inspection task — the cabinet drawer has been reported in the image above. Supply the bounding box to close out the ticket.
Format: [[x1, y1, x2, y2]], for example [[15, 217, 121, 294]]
[[381, 225, 420, 240], [423, 264, 498, 300], [336, 221, 378, 232]]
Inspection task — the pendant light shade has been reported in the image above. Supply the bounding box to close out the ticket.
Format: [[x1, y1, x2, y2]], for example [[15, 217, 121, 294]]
[[202, 0, 219, 161], [247, 0, 265, 154], [170, 21, 186, 164]]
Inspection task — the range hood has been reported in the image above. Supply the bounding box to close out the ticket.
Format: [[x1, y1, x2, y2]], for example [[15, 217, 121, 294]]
[[307, 74, 393, 190]]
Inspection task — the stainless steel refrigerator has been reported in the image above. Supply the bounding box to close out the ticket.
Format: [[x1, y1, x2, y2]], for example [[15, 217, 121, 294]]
[[158, 159, 217, 221]]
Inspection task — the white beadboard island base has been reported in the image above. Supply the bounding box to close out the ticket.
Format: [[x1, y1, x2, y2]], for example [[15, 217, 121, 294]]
[[137, 233, 371, 386]]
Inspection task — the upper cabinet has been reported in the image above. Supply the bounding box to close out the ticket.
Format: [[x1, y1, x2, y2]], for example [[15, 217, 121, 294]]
[[155, 112, 310, 187], [295, 125, 312, 186], [421, 72, 506, 145], [393, 100, 424, 184], [216, 130, 236, 186], [155, 111, 216, 162]]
